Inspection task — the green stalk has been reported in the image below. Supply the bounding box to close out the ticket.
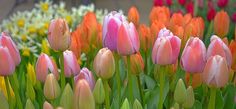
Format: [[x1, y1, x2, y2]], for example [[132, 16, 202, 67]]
[[9, 75, 23, 109], [4, 77, 13, 109], [127, 56, 133, 104], [158, 66, 166, 109], [103, 79, 110, 109], [60, 52, 66, 90], [208, 87, 216, 109], [136, 75, 144, 106], [189, 73, 193, 86], [115, 53, 121, 106]]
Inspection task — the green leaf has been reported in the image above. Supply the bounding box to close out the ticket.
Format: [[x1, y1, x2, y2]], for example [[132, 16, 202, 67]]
[[144, 74, 156, 89], [223, 84, 236, 109], [215, 89, 224, 109], [193, 100, 202, 109]]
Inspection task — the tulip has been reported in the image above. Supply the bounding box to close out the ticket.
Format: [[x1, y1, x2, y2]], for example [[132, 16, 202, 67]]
[[207, 35, 232, 68], [207, 8, 216, 21], [150, 20, 165, 41], [214, 10, 230, 38], [181, 37, 207, 73], [60, 84, 73, 109], [0, 32, 21, 65], [174, 79, 187, 104], [117, 22, 140, 55], [36, 53, 59, 82], [172, 25, 184, 39], [93, 48, 115, 79], [25, 99, 35, 109], [152, 28, 181, 65], [121, 98, 130, 109], [103, 11, 126, 51], [203, 55, 229, 88], [128, 6, 140, 28], [0, 91, 9, 109], [74, 68, 95, 90], [154, 0, 163, 6], [93, 78, 105, 104], [229, 40, 236, 70], [149, 6, 170, 25], [178, 0, 186, 5], [138, 24, 151, 52], [133, 99, 143, 109], [217, 0, 228, 8], [43, 73, 61, 100], [183, 13, 192, 26], [168, 13, 184, 30], [27, 63, 36, 86], [43, 101, 53, 109], [63, 50, 80, 77], [130, 53, 144, 75], [182, 86, 195, 108], [185, 73, 202, 88], [232, 12, 236, 23], [48, 18, 71, 51], [41, 39, 50, 55], [184, 17, 205, 40], [70, 32, 81, 58], [0, 46, 15, 76], [74, 79, 95, 109], [185, 1, 194, 15], [166, 0, 172, 6]]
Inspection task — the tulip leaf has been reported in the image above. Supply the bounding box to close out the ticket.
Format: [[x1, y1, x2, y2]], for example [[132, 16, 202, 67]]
[[144, 74, 156, 89], [193, 100, 202, 109], [215, 89, 224, 109], [223, 84, 235, 109]]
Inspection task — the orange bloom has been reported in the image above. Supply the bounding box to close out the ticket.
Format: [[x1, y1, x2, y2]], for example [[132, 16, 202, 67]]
[[130, 53, 144, 75], [128, 6, 140, 28], [138, 24, 151, 52], [149, 6, 170, 25], [150, 20, 165, 41], [168, 13, 184, 31], [183, 13, 192, 26], [184, 17, 205, 41], [186, 73, 202, 88], [229, 40, 236, 70], [70, 31, 81, 58], [214, 10, 230, 38], [172, 25, 184, 39]]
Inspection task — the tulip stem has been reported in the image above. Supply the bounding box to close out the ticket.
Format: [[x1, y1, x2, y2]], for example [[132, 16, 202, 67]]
[[189, 73, 193, 86], [158, 65, 166, 109], [103, 79, 110, 109], [9, 75, 23, 109], [127, 56, 133, 104], [4, 77, 13, 109], [208, 87, 216, 109], [115, 53, 121, 106], [136, 75, 144, 106], [60, 52, 66, 90]]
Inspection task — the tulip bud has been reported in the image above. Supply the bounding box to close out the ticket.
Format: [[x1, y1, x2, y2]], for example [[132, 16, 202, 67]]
[[36, 53, 59, 82], [169, 13, 184, 30], [217, 0, 228, 8], [174, 79, 187, 104], [26, 77, 35, 101], [207, 8, 216, 21], [130, 53, 144, 75], [133, 99, 142, 109], [60, 84, 73, 109], [41, 39, 50, 55], [178, 0, 186, 5], [128, 6, 140, 28], [0, 46, 15, 76], [44, 74, 61, 100], [182, 86, 195, 108], [0, 32, 21, 65], [69, 33, 81, 58], [0, 76, 15, 100], [202, 55, 229, 88], [229, 40, 236, 70], [27, 63, 36, 86], [149, 6, 170, 25], [207, 35, 232, 68], [74, 79, 95, 109], [43, 101, 53, 109], [117, 22, 140, 55], [152, 28, 181, 65], [138, 24, 151, 52], [74, 68, 95, 90], [63, 50, 80, 77], [121, 98, 130, 109], [173, 102, 179, 109], [48, 18, 71, 51], [181, 37, 207, 73], [93, 48, 115, 79], [93, 78, 105, 104], [0, 91, 9, 109], [25, 99, 35, 109], [150, 20, 165, 41], [214, 10, 230, 37], [103, 11, 126, 51]]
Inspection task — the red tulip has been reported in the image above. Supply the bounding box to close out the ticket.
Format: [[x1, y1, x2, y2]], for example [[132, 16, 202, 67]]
[[154, 0, 163, 6], [232, 12, 236, 23], [0, 46, 15, 76], [217, 0, 228, 8], [178, 0, 186, 6], [166, 0, 172, 6], [117, 22, 140, 55], [181, 37, 207, 73], [74, 68, 95, 90], [63, 50, 80, 77], [185, 1, 194, 16], [36, 53, 59, 82], [207, 8, 216, 21]]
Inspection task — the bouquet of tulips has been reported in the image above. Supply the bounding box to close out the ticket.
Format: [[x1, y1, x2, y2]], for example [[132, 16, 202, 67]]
[[0, 1, 236, 109]]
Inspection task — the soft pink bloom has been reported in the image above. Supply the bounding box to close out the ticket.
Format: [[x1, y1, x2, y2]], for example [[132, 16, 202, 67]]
[[181, 37, 206, 73], [74, 68, 95, 90], [63, 50, 80, 77], [152, 28, 181, 65], [207, 35, 232, 67], [102, 11, 126, 51], [36, 53, 59, 82], [0, 46, 15, 76], [117, 22, 140, 55], [0, 32, 21, 65], [48, 18, 71, 51], [202, 55, 229, 88]]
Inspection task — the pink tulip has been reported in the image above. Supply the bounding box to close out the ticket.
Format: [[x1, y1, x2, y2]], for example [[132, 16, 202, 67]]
[[103, 11, 126, 51], [181, 37, 206, 73], [0, 46, 15, 76], [63, 50, 80, 77], [36, 53, 59, 82], [0, 32, 21, 65], [207, 35, 232, 67], [74, 68, 95, 90], [152, 28, 181, 65], [48, 18, 71, 51], [117, 22, 140, 55], [202, 55, 229, 88]]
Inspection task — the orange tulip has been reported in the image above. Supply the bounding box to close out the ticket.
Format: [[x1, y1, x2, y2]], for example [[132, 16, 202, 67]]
[[214, 10, 230, 38], [138, 24, 151, 52], [229, 40, 236, 70], [172, 25, 184, 39], [168, 13, 184, 31], [130, 53, 144, 75], [128, 6, 140, 28], [150, 20, 165, 41], [149, 6, 170, 25], [184, 17, 205, 40], [186, 73, 202, 88], [183, 13, 192, 26], [70, 31, 81, 58]]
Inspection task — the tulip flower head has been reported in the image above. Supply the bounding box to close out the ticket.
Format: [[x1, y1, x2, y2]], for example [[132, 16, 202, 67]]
[[48, 18, 71, 51], [43, 73, 61, 100], [128, 6, 140, 28], [0, 46, 15, 76], [202, 55, 229, 88], [63, 50, 80, 77], [74, 68, 95, 90], [181, 37, 207, 73], [214, 10, 230, 38], [130, 53, 144, 75], [117, 21, 140, 55], [103, 11, 126, 51], [152, 28, 181, 65], [36, 53, 59, 82], [229, 40, 236, 70]]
